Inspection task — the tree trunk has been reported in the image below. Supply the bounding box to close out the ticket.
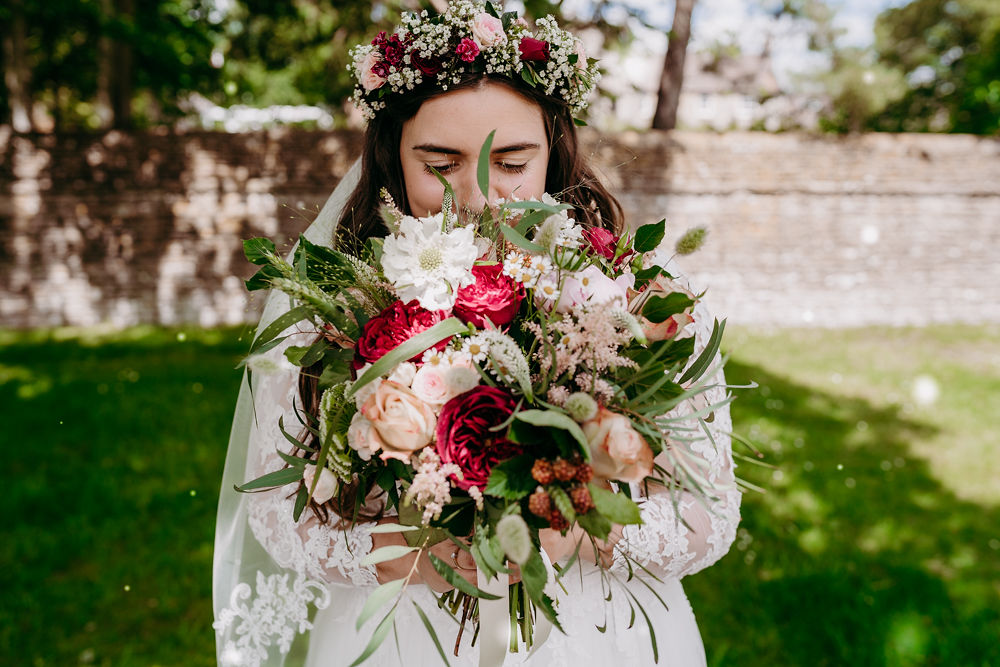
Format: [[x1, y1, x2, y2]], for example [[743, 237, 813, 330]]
[[95, 0, 114, 128], [110, 0, 135, 128], [652, 0, 697, 130], [2, 0, 33, 132]]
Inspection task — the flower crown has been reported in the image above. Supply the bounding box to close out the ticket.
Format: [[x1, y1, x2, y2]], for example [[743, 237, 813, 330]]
[[349, 0, 600, 121]]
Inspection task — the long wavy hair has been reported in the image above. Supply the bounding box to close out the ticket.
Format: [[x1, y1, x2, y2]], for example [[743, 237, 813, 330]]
[[300, 72, 623, 523]]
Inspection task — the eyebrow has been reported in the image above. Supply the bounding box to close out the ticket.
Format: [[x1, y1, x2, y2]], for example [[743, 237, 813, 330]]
[[412, 142, 541, 155]]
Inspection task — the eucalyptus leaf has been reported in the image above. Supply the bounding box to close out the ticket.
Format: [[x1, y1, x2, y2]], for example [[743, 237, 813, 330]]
[[576, 509, 612, 541], [234, 466, 302, 492], [427, 554, 502, 599], [477, 129, 496, 200], [360, 545, 419, 567], [413, 602, 453, 667], [357, 579, 405, 630], [349, 607, 397, 667], [641, 292, 696, 324], [499, 224, 545, 254], [368, 524, 421, 535], [679, 318, 725, 385]]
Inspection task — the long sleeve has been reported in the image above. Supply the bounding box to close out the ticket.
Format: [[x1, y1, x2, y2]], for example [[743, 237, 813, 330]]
[[243, 323, 380, 587], [612, 294, 742, 580]]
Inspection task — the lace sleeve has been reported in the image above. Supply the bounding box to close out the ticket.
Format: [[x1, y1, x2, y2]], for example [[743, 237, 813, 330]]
[[243, 323, 379, 587], [612, 289, 742, 580]]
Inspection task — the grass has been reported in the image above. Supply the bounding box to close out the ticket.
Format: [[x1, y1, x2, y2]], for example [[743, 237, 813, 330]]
[[1, 323, 997, 666]]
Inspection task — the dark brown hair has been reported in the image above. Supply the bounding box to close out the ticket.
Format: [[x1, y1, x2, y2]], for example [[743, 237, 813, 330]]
[[301, 72, 623, 522]]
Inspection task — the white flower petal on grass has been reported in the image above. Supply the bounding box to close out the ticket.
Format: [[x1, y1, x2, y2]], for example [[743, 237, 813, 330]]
[[381, 213, 478, 311]]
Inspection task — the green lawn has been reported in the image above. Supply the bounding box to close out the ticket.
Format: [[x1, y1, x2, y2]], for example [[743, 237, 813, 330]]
[[1, 324, 997, 666]]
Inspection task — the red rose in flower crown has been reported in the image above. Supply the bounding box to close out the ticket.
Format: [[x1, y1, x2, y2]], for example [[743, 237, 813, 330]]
[[453, 263, 525, 328], [435, 386, 521, 491], [353, 299, 450, 370], [518, 37, 550, 62]]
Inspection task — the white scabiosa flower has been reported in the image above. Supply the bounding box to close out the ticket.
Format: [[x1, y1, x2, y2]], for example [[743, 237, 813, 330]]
[[380, 213, 478, 311]]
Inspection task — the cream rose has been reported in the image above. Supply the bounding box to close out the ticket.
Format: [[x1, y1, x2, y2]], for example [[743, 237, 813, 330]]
[[410, 361, 481, 406], [471, 12, 506, 47], [581, 406, 654, 483], [359, 51, 386, 91], [361, 380, 437, 461], [302, 465, 339, 504]]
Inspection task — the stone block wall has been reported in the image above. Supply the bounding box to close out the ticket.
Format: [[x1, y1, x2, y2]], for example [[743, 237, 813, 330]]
[[1, 127, 998, 329]]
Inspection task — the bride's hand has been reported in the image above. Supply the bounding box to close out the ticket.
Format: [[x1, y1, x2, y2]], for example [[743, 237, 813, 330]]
[[418, 539, 478, 593]]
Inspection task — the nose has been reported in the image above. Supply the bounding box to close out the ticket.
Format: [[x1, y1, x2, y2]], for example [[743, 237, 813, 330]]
[[453, 169, 497, 213]]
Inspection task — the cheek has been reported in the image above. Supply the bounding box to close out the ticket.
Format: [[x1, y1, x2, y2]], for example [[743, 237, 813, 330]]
[[403, 163, 445, 216]]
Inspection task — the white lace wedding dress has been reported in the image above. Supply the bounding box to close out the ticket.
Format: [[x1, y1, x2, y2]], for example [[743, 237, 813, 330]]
[[214, 283, 741, 667]]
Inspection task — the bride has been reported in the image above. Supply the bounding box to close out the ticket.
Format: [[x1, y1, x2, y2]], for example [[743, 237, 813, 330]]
[[213, 2, 741, 665]]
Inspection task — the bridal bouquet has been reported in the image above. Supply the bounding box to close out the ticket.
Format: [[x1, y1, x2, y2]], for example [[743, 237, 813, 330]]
[[236, 136, 728, 665]]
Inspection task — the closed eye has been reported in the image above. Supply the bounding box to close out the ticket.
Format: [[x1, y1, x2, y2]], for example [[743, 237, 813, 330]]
[[498, 162, 527, 174], [424, 162, 457, 175]]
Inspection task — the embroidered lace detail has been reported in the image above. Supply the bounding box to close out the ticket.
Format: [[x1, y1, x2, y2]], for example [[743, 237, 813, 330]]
[[213, 570, 332, 667], [245, 323, 379, 586], [612, 276, 742, 580]]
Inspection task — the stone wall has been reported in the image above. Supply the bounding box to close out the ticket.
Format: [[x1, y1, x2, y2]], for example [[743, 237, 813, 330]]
[[1, 126, 998, 329]]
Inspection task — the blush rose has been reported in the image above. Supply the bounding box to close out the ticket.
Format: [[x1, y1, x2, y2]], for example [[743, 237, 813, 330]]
[[361, 381, 437, 462], [471, 13, 506, 47]]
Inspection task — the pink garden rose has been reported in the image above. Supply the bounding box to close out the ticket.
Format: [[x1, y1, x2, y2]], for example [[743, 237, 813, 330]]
[[518, 37, 550, 62], [409, 362, 480, 406], [361, 381, 437, 462], [454, 263, 525, 328], [471, 13, 506, 47], [455, 37, 480, 62], [359, 51, 386, 91], [353, 299, 450, 371], [435, 386, 521, 490], [581, 406, 654, 483]]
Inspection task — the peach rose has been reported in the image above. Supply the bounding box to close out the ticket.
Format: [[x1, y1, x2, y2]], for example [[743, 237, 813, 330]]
[[581, 406, 654, 483], [472, 12, 506, 47], [302, 465, 339, 504], [347, 412, 380, 461], [359, 51, 386, 91], [410, 362, 480, 406], [361, 380, 437, 461], [554, 265, 635, 313]]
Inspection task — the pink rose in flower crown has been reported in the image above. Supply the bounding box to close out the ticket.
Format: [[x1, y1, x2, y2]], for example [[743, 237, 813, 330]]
[[361, 381, 437, 462], [453, 263, 525, 328], [554, 265, 635, 313], [435, 386, 521, 490], [359, 51, 386, 91], [455, 37, 480, 63], [629, 274, 697, 342], [471, 12, 506, 48], [581, 406, 654, 483], [519, 37, 550, 61], [353, 300, 450, 371]]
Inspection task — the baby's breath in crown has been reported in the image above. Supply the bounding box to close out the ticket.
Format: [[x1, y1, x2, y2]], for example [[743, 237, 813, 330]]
[[349, 0, 600, 120]]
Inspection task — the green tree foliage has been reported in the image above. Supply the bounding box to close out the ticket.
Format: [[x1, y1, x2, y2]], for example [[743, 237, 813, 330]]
[[870, 0, 1000, 134], [0, 0, 221, 129]]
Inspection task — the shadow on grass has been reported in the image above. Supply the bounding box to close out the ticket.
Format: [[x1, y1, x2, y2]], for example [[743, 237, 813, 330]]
[[688, 360, 1000, 667]]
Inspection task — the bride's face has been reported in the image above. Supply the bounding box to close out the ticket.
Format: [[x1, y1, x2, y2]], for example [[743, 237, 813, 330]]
[[399, 81, 550, 216]]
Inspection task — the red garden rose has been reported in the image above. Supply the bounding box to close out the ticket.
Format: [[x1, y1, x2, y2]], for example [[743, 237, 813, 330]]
[[453, 263, 525, 328], [583, 227, 635, 267], [353, 299, 450, 370], [410, 50, 442, 75], [435, 386, 521, 491], [455, 37, 480, 63], [518, 37, 550, 62]]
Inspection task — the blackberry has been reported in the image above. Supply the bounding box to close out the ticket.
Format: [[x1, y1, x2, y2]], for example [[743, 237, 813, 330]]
[[528, 487, 552, 519], [574, 462, 594, 484], [569, 485, 594, 514], [548, 509, 569, 532], [552, 457, 577, 482], [531, 459, 555, 485]]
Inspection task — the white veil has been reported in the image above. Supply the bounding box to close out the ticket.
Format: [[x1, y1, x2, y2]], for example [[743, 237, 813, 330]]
[[212, 158, 362, 666]]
